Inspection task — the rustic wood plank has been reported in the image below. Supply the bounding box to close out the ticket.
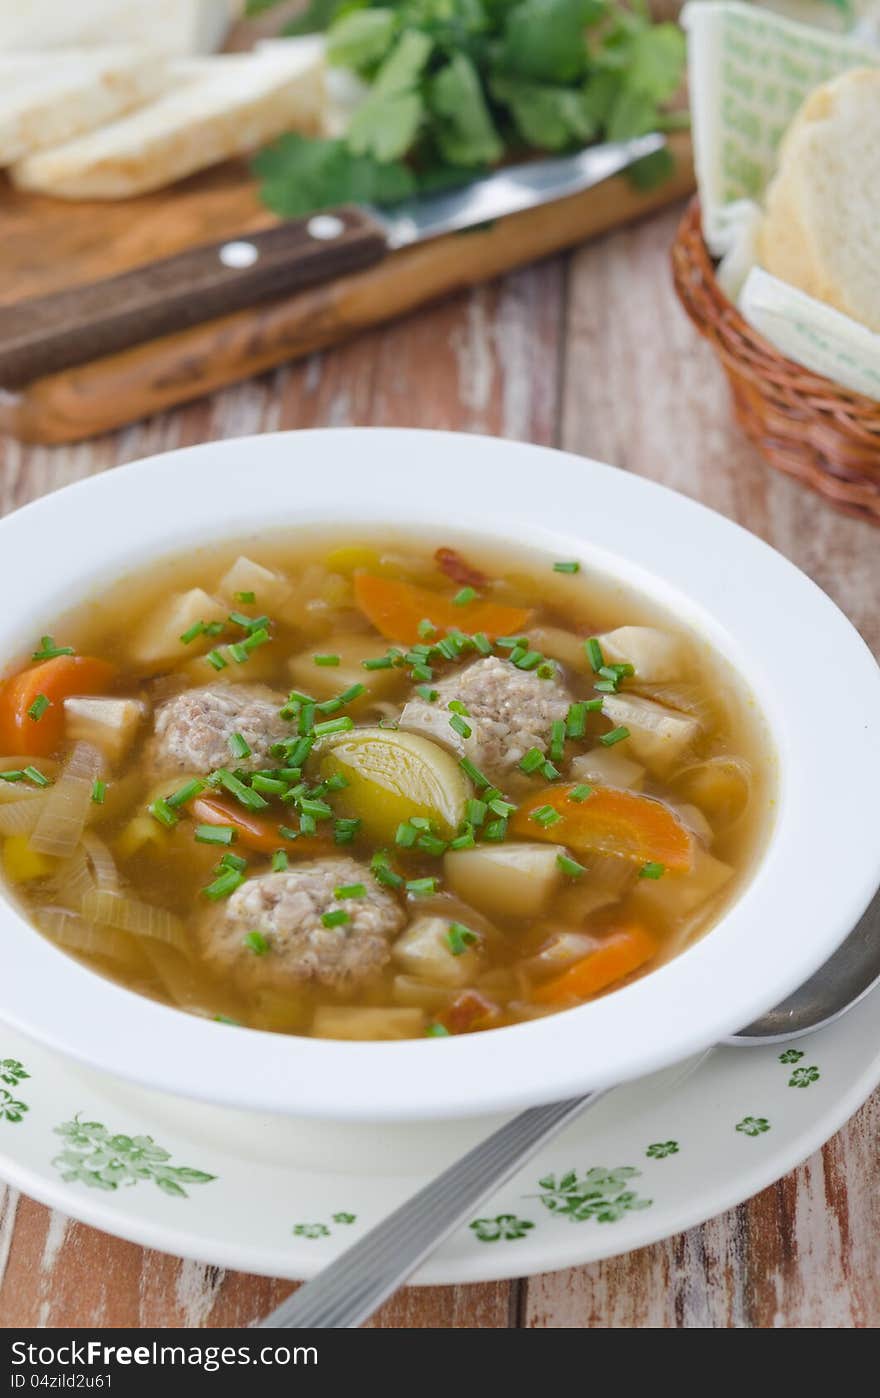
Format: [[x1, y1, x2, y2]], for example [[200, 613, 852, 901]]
[[519, 201, 880, 1329], [0, 256, 565, 1329]]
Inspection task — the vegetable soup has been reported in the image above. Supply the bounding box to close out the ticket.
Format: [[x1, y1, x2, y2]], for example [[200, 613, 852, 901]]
[[0, 535, 773, 1040]]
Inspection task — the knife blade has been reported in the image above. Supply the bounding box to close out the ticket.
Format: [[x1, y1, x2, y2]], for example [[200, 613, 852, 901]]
[[0, 133, 664, 388]]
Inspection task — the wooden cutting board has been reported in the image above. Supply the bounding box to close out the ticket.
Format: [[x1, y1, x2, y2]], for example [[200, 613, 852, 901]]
[[0, 131, 693, 443]]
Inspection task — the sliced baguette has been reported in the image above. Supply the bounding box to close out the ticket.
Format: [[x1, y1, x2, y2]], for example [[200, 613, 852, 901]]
[[0, 47, 168, 165], [0, 1, 240, 57], [758, 67, 880, 333], [11, 46, 324, 200]]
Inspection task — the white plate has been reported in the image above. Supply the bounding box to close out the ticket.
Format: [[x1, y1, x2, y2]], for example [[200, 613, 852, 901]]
[[1, 986, 878, 1284]]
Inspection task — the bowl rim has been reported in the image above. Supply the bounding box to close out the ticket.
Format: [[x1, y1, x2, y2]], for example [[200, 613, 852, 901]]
[[0, 428, 878, 1122]]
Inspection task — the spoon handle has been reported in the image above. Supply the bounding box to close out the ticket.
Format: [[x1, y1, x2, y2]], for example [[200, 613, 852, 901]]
[[260, 1091, 603, 1330]]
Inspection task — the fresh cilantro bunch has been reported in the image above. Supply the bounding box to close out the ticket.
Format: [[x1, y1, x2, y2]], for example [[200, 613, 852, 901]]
[[250, 0, 686, 216]]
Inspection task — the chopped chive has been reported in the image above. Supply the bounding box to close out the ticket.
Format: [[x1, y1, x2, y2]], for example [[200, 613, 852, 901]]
[[334, 817, 361, 845], [449, 826, 476, 851], [299, 812, 317, 836], [334, 883, 367, 901], [324, 773, 349, 793], [465, 797, 487, 826], [322, 909, 350, 928], [417, 618, 437, 639], [416, 684, 438, 702], [593, 679, 618, 694], [251, 774, 287, 796], [496, 635, 527, 649], [426, 1022, 450, 1037], [179, 621, 207, 645], [449, 713, 472, 739], [371, 850, 403, 887], [446, 922, 478, 955], [459, 756, 490, 789], [243, 930, 269, 956], [488, 797, 516, 817], [166, 777, 206, 809], [639, 861, 666, 880], [541, 760, 561, 781], [530, 804, 561, 828], [448, 700, 470, 716], [585, 638, 604, 673], [508, 645, 527, 665], [568, 783, 594, 803], [313, 654, 340, 667], [298, 703, 316, 735], [148, 797, 178, 829], [227, 610, 254, 630], [234, 591, 256, 604], [417, 832, 447, 856], [599, 726, 631, 748], [278, 767, 303, 782], [214, 768, 268, 811], [338, 683, 365, 705], [202, 869, 244, 901], [471, 631, 492, 655], [227, 731, 252, 760], [271, 849, 288, 872], [515, 650, 543, 671], [286, 690, 315, 706], [549, 719, 566, 762], [434, 638, 458, 661], [299, 798, 333, 820], [31, 635, 75, 661], [278, 825, 300, 842], [0, 771, 24, 782], [410, 664, 434, 682], [219, 852, 248, 873], [395, 821, 417, 848], [204, 621, 225, 637], [227, 642, 250, 664], [536, 662, 558, 680], [195, 824, 236, 846], [214, 1015, 239, 1026], [276, 735, 315, 769], [27, 693, 50, 722], [585, 697, 605, 712], [565, 703, 588, 739], [362, 655, 394, 671], [453, 586, 478, 607], [313, 716, 354, 737], [23, 765, 51, 788], [241, 627, 270, 654], [315, 697, 344, 716], [406, 877, 438, 897], [482, 817, 509, 841], [553, 561, 580, 574], [205, 649, 227, 671], [557, 853, 587, 878], [90, 778, 106, 804], [519, 747, 545, 775]]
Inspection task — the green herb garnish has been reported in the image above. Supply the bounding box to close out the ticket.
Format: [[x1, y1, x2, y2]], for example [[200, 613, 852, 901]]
[[557, 853, 586, 877], [446, 922, 478, 955], [32, 636, 75, 660], [599, 726, 631, 747], [639, 861, 666, 880], [27, 693, 50, 722], [90, 779, 106, 805], [553, 561, 580, 574], [195, 824, 236, 846]]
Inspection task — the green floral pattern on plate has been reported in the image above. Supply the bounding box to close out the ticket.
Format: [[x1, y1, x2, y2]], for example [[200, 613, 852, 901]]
[[788, 1065, 820, 1088], [52, 1116, 216, 1197], [470, 1214, 535, 1242], [736, 1116, 770, 1136], [0, 1059, 30, 1125], [534, 1167, 652, 1223], [0, 1059, 30, 1088], [646, 1140, 679, 1159], [293, 1223, 331, 1239], [778, 1049, 804, 1065], [0, 1090, 28, 1124]]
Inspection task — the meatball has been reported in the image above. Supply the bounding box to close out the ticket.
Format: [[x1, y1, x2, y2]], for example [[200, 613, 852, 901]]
[[148, 684, 289, 775], [400, 656, 572, 779], [197, 856, 405, 992]]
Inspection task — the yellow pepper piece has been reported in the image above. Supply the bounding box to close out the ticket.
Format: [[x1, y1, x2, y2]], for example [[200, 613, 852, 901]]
[[2, 836, 55, 882]]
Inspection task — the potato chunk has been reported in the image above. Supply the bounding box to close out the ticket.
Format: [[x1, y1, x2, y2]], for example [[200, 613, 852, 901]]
[[392, 915, 483, 987], [596, 626, 688, 683], [570, 748, 645, 791], [217, 556, 292, 613], [312, 1006, 425, 1040], [319, 727, 469, 841], [64, 697, 146, 763], [129, 588, 226, 668], [444, 842, 564, 920], [288, 634, 398, 703], [600, 693, 700, 776], [632, 847, 733, 922]]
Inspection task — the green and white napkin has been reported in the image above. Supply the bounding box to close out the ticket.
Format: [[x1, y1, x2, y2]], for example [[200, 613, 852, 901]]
[[682, 1, 880, 398]]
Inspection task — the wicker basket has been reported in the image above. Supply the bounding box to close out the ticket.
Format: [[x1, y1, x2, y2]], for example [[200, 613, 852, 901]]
[[671, 197, 880, 525]]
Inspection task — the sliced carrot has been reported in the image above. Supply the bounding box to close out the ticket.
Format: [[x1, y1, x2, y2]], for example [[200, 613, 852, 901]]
[[353, 573, 532, 646], [532, 923, 657, 1004], [191, 795, 333, 858], [511, 783, 693, 870], [439, 989, 502, 1035], [0, 655, 116, 757]]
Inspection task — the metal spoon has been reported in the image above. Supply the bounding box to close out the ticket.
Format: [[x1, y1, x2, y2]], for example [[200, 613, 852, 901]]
[[260, 886, 880, 1329]]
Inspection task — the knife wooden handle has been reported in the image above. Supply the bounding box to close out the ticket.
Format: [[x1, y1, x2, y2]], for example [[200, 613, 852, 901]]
[[0, 206, 388, 387]]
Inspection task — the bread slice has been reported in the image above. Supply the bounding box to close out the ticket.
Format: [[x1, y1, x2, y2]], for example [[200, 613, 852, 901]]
[[0, 47, 168, 165], [11, 46, 324, 200], [0, 1, 240, 57], [758, 67, 880, 333]]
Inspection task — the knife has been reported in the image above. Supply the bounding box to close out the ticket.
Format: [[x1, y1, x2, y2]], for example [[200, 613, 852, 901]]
[[0, 133, 663, 388]]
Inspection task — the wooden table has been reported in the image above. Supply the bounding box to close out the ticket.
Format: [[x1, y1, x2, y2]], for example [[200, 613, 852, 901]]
[[0, 201, 877, 1328]]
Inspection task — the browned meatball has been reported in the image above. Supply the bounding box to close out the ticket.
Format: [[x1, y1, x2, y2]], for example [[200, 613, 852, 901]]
[[197, 856, 405, 992], [148, 684, 289, 775], [400, 656, 572, 780]]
